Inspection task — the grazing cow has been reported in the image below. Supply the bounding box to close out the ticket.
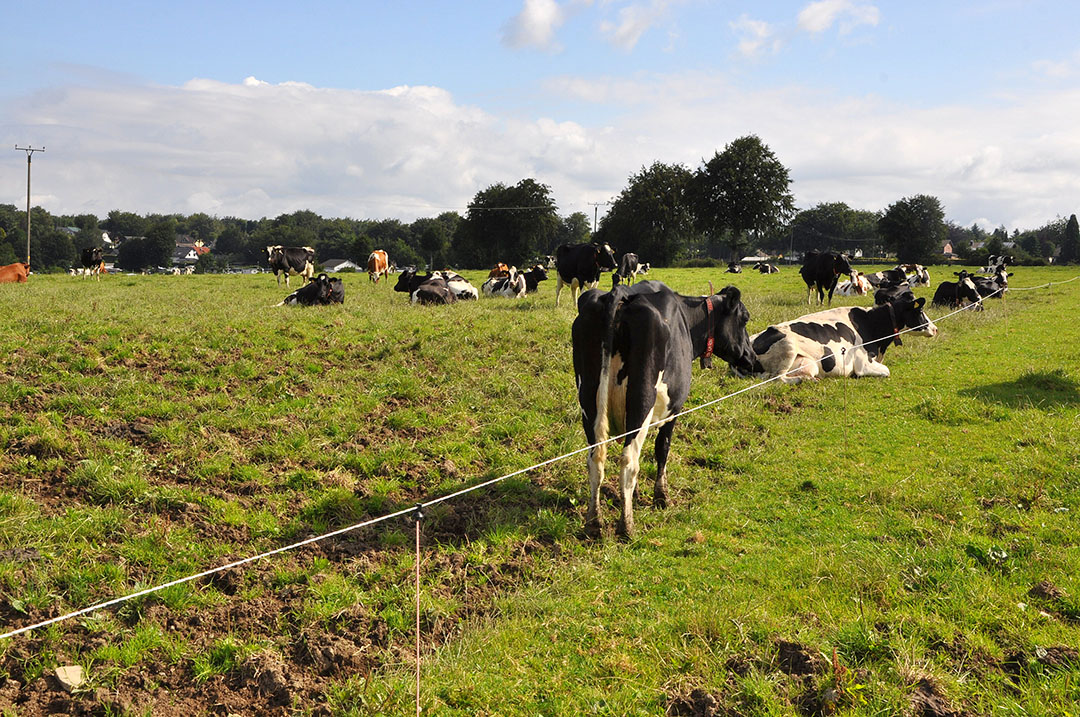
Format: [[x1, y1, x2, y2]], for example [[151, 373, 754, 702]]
[[394, 268, 477, 301], [555, 242, 618, 307], [522, 264, 548, 293], [0, 262, 30, 284], [800, 251, 853, 304], [277, 273, 334, 306], [482, 267, 527, 298], [931, 271, 983, 310], [81, 247, 104, 279], [267, 245, 316, 287], [752, 295, 938, 384], [488, 262, 511, 279], [864, 266, 908, 288], [612, 253, 642, 287], [873, 283, 915, 306], [367, 250, 390, 284], [572, 281, 759, 539], [835, 270, 873, 297], [753, 262, 779, 274], [725, 261, 742, 274]]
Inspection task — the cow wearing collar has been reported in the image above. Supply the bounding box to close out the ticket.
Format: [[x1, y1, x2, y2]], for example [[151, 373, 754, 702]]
[[752, 295, 937, 383], [572, 280, 759, 539]]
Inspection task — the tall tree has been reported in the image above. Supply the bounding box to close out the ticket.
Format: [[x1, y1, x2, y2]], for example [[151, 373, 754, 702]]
[[877, 195, 946, 263], [785, 202, 880, 257], [1063, 214, 1079, 264], [144, 218, 178, 267], [453, 179, 559, 267], [553, 212, 592, 248], [690, 135, 795, 260], [596, 162, 696, 266]]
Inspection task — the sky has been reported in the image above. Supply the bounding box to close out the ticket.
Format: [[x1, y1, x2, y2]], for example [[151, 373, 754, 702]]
[[2, 0, 1080, 232]]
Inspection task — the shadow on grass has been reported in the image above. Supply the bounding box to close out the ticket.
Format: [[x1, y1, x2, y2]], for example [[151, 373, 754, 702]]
[[958, 369, 1080, 408]]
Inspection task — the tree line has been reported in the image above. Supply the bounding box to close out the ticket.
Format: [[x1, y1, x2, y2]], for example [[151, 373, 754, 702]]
[[2, 135, 1077, 272]]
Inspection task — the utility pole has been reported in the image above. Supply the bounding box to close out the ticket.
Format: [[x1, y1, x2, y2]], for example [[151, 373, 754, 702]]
[[587, 200, 611, 234], [14, 145, 45, 268]]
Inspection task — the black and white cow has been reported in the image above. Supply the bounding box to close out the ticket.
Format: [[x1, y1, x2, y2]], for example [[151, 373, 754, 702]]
[[873, 283, 914, 306], [900, 264, 931, 287], [752, 296, 938, 384], [412, 277, 456, 305], [394, 268, 477, 301], [266, 245, 315, 287], [613, 253, 641, 287], [800, 251, 853, 304], [555, 242, 618, 306], [80, 246, 104, 279], [725, 261, 742, 274], [481, 267, 527, 298], [931, 271, 983, 310], [972, 266, 1012, 299], [572, 281, 759, 539], [864, 266, 908, 288], [753, 262, 780, 274], [277, 273, 333, 306], [982, 254, 1013, 273], [522, 264, 548, 293]]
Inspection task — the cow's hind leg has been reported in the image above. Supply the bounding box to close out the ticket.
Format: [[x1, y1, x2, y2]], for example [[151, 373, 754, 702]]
[[652, 418, 677, 509], [616, 395, 655, 540]]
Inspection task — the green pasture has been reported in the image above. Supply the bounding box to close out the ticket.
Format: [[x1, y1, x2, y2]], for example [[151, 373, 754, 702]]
[[1, 265, 1078, 715]]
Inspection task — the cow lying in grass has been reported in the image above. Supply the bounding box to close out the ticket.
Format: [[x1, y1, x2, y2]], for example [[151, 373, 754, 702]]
[[277, 273, 343, 306], [572, 281, 759, 539], [751, 294, 937, 383]]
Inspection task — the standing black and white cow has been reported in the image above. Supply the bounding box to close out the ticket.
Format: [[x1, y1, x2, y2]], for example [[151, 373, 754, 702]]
[[800, 250, 853, 305], [752, 295, 938, 383], [932, 271, 984, 310], [266, 245, 315, 287], [555, 242, 618, 306], [481, 267, 527, 298], [522, 264, 548, 293], [80, 247, 104, 279], [612, 252, 642, 287], [572, 281, 759, 539], [276, 273, 333, 306]]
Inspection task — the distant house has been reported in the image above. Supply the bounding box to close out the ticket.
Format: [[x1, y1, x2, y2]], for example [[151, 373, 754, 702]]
[[173, 247, 200, 265], [942, 241, 958, 260], [322, 258, 361, 272]]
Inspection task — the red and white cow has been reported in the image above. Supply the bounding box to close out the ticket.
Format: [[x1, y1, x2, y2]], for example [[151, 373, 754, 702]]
[[367, 250, 390, 284]]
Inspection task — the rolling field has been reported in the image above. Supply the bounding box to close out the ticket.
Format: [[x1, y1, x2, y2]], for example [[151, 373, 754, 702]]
[[1, 265, 1079, 715]]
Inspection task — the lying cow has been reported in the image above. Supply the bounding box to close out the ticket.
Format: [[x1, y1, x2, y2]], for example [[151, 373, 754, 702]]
[[572, 281, 759, 539], [864, 266, 908, 288], [753, 262, 780, 274], [489, 262, 510, 279], [395, 268, 478, 301], [277, 273, 335, 306], [412, 276, 456, 305], [899, 264, 931, 287], [873, 283, 915, 306], [482, 267, 526, 298], [725, 261, 742, 274], [972, 266, 1012, 299], [932, 271, 983, 310], [522, 264, 548, 293], [267, 245, 315, 287], [982, 254, 1013, 273], [801, 250, 853, 305], [0, 262, 29, 284], [835, 270, 873, 297], [752, 295, 938, 383]]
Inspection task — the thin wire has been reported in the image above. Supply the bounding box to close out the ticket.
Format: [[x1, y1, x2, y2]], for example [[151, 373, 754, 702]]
[[415, 513, 422, 717]]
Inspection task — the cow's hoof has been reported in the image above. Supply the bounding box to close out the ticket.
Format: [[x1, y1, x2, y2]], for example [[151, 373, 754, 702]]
[[654, 490, 668, 509], [615, 520, 633, 542]]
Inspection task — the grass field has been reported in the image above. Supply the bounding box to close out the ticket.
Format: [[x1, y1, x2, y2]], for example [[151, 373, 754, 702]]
[[1, 265, 1078, 716]]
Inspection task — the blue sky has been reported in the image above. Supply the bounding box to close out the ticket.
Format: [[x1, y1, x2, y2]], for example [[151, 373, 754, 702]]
[[3, 1, 1080, 231]]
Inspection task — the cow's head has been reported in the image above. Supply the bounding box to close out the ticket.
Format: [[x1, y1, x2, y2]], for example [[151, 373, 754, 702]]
[[707, 286, 760, 377], [834, 253, 853, 277], [394, 268, 418, 292], [595, 243, 618, 271], [266, 245, 283, 261], [895, 295, 938, 338]]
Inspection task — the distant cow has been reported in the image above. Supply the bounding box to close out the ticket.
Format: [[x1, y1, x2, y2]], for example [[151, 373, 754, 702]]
[[972, 266, 1012, 299], [395, 268, 477, 301], [412, 277, 457, 305], [277, 273, 334, 306], [725, 261, 742, 274], [0, 262, 29, 284], [555, 242, 618, 307], [367, 250, 390, 283], [835, 270, 873, 297], [482, 267, 527, 298], [522, 265, 548, 293], [489, 262, 511, 279], [267, 245, 315, 287], [612, 253, 643, 287], [864, 266, 908, 288], [898, 264, 931, 287], [81, 247, 104, 280], [931, 271, 983, 310], [753, 262, 779, 274], [752, 295, 938, 384], [800, 251, 852, 305], [982, 254, 1013, 273], [572, 281, 759, 539]]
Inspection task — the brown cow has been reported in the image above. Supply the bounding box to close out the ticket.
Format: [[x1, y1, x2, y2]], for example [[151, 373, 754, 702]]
[[489, 262, 510, 279], [367, 250, 390, 283], [0, 263, 29, 283]]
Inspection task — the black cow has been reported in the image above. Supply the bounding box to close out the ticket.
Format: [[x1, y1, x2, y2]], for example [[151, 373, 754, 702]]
[[277, 273, 333, 306], [931, 271, 983, 310], [753, 262, 779, 274], [80, 246, 104, 279], [865, 267, 908, 288], [800, 250, 852, 305], [572, 281, 759, 539], [725, 261, 742, 274], [522, 264, 548, 293], [326, 276, 344, 304], [555, 242, 618, 306], [612, 252, 642, 287], [873, 283, 914, 306], [267, 245, 315, 287]]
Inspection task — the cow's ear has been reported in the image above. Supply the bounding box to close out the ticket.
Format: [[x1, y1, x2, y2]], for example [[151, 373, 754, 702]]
[[720, 285, 741, 306], [914, 297, 926, 309]]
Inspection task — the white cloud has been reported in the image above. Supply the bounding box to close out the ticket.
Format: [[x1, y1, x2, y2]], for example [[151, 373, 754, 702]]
[[730, 14, 780, 58], [502, 0, 566, 51], [599, 1, 672, 51], [797, 0, 879, 35]]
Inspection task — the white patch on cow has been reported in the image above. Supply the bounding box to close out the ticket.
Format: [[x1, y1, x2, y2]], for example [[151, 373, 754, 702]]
[[653, 371, 672, 424]]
